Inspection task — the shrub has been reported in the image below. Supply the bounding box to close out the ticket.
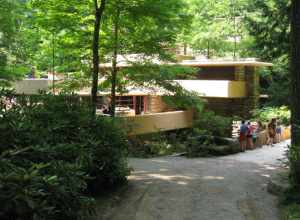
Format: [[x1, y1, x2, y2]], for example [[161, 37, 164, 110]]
[[252, 106, 290, 126], [186, 135, 240, 157], [0, 158, 94, 220], [128, 130, 188, 157], [281, 188, 300, 220], [184, 111, 238, 157], [192, 111, 233, 137], [86, 118, 129, 192], [126, 110, 234, 158], [0, 90, 129, 219]]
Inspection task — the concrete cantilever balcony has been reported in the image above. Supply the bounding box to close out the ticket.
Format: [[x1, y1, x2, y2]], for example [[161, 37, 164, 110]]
[[14, 79, 247, 98], [124, 110, 194, 135], [174, 80, 247, 98], [13, 79, 52, 94]]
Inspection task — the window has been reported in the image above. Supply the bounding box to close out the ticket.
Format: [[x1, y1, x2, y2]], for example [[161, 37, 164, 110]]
[[115, 96, 147, 115]]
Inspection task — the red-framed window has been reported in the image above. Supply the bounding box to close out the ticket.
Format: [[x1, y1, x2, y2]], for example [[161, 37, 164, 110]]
[[115, 96, 147, 114]]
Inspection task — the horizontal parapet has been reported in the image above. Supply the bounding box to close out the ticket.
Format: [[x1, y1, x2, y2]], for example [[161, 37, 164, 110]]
[[13, 79, 52, 94], [124, 110, 194, 135], [175, 80, 247, 98]]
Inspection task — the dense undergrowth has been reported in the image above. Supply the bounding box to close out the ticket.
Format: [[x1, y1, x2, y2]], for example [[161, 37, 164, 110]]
[[281, 143, 300, 220], [281, 188, 300, 220], [252, 106, 290, 126], [0, 90, 129, 220], [128, 110, 237, 158], [128, 129, 189, 157]]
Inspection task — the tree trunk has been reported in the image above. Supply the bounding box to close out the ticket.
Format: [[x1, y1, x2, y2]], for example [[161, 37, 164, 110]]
[[183, 43, 187, 55], [52, 33, 55, 93], [207, 40, 210, 59], [233, 16, 237, 59], [290, 0, 300, 183], [111, 7, 120, 117], [291, 0, 300, 146], [91, 0, 106, 114]]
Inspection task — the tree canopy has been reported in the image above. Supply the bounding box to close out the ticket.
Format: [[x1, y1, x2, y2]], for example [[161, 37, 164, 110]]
[[0, 0, 293, 109]]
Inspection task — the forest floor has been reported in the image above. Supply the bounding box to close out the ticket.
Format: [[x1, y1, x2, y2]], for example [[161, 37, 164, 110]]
[[96, 141, 289, 220]]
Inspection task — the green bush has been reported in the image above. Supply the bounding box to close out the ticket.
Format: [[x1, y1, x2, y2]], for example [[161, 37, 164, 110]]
[[281, 204, 300, 220], [0, 159, 94, 220], [86, 118, 129, 192], [0, 90, 129, 219], [281, 188, 300, 220], [186, 135, 241, 157], [128, 130, 188, 157], [192, 111, 233, 137], [184, 111, 239, 157], [252, 106, 290, 126], [126, 111, 234, 158]]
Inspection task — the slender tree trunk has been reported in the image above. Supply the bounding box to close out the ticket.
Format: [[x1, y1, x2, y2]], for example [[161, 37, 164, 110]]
[[111, 7, 120, 117], [183, 43, 187, 55], [91, 0, 106, 114], [207, 40, 210, 59], [233, 16, 237, 59], [52, 33, 55, 94], [232, 0, 237, 59], [290, 0, 300, 183], [291, 0, 300, 146]]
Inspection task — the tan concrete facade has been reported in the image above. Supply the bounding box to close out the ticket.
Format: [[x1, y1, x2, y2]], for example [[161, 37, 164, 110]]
[[147, 96, 170, 113], [12, 60, 272, 125], [193, 63, 269, 118], [13, 79, 51, 94], [124, 110, 194, 135]]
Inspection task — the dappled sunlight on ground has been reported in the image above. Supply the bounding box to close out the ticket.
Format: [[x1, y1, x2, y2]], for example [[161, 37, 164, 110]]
[[263, 164, 278, 170], [98, 141, 289, 220], [128, 168, 199, 187], [147, 173, 194, 181], [159, 168, 169, 172], [261, 174, 271, 178], [149, 159, 170, 163], [202, 176, 225, 180]]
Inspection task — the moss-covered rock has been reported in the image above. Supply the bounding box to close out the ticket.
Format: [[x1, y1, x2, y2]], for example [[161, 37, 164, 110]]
[[186, 135, 241, 157]]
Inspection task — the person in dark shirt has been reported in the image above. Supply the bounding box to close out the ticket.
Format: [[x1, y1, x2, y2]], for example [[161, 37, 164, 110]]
[[275, 121, 282, 143], [246, 122, 255, 150], [267, 118, 276, 146], [239, 120, 248, 152], [102, 105, 112, 115]]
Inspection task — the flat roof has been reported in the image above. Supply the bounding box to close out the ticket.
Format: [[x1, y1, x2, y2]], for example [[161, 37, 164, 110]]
[[77, 86, 167, 96], [100, 59, 273, 69], [179, 60, 273, 67]]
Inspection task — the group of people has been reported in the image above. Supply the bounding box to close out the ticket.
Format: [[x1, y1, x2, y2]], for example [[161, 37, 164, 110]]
[[239, 118, 282, 151], [239, 121, 261, 151]]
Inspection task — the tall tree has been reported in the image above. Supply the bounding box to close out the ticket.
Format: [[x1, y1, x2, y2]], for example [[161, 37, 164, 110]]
[[244, 0, 290, 106], [100, 0, 190, 116], [31, 0, 95, 90], [31, 0, 107, 100], [4, 0, 200, 115], [110, 3, 120, 117], [0, 0, 30, 86], [290, 0, 300, 182], [91, 0, 106, 113], [245, 0, 290, 60], [179, 0, 248, 58]]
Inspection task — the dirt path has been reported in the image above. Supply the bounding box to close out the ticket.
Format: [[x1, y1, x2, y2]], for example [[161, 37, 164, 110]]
[[99, 141, 289, 220]]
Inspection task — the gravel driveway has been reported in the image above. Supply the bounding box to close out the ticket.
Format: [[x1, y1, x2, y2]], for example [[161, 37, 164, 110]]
[[99, 141, 289, 220]]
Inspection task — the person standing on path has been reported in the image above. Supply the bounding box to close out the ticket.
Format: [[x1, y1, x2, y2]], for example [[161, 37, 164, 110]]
[[267, 118, 276, 146], [275, 121, 282, 143], [246, 121, 255, 150], [253, 121, 264, 148], [239, 120, 248, 151]]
